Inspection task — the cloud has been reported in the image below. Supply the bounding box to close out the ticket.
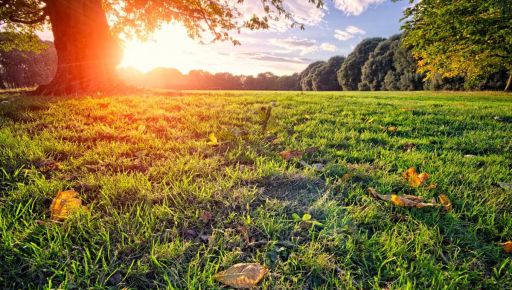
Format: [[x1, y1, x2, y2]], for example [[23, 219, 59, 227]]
[[320, 43, 337, 52], [332, 0, 385, 16], [334, 25, 366, 41], [239, 52, 311, 64], [269, 37, 319, 55]]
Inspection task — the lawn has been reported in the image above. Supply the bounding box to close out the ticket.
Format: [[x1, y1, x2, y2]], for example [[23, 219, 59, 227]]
[[1, 91, 511, 289]]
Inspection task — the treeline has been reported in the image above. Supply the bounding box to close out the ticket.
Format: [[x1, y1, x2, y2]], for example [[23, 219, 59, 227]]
[[118, 68, 300, 90], [0, 40, 56, 89], [298, 35, 509, 91], [2, 35, 509, 91]]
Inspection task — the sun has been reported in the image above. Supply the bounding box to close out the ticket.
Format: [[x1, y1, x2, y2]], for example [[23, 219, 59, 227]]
[[119, 24, 198, 73]]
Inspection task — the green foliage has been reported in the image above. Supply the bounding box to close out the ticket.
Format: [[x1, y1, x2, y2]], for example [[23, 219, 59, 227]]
[[311, 56, 345, 91], [401, 0, 512, 83], [0, 38, 56, 88], [337, 37, 385, 91]]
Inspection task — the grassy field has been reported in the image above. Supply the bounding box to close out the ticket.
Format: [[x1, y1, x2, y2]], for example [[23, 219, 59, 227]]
[[1, 90, 511, 289]]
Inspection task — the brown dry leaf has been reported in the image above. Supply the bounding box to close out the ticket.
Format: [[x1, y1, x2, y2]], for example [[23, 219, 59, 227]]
[[369, 188, 436, 208], [391, 194, 436, 208], [500, 241, 512, 253], [438, 194, 452, 211], [279, 150, 303, 161], [403, 167, 430, 187], [426, 183, 438, 190], [214, 263, 268, 289], [50, 190, 85, 221], [368, 187, 391, 201]]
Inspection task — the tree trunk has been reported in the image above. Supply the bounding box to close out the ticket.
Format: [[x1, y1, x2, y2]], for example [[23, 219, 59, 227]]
[[34, 0, 123, 95], [505, 73, 512, 92]]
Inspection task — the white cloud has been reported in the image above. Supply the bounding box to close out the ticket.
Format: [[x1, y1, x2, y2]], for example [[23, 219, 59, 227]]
[[346, 25, 366, 35], [320, 43, 337, 52], [269, 37, 319, 55], [332, 0, 385, 16], [334, 25, 366, 41]]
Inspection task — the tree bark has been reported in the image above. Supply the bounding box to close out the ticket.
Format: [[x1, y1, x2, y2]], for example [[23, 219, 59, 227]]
[[505, 73, 512, 92], [34, 0, 124, 95]]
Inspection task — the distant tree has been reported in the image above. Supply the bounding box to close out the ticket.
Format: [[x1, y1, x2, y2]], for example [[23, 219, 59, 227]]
[[360, 35, 400, 91], [312, 56, 345, 91], [0, 0, 325, 95], [298, 61, 325, 91], [276, 73, 300, 90], [337, 37, 385, 91], [143, 68, 185, 89], [401, 0, 512, 91], [0, 39, 56, 88]]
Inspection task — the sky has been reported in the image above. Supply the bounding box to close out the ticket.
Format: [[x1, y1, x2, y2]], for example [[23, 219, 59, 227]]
[[41, 0, 409, 76]]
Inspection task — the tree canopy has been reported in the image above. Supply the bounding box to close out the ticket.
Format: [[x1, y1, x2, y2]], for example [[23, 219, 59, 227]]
[[401, 0, 512, 90]]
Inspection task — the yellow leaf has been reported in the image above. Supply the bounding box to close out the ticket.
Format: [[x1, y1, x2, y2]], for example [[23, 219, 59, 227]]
[[500, 241, 512, 253], [214, 263, 268, 289], [387, 126, 398, 133], [50, 190, 85, 221], [438, 194, 452, 211], [403, 167, 429, 187], [207, 133, 219, 146], [391, 194, 436, 208]]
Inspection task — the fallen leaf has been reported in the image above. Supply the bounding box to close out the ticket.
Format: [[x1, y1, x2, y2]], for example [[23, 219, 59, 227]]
[[50, 190, 85, 221], [279, 150, 303, 161], [214, 263, 268, 289], [387, 126, 398, 133], [426, 183, 438, 190], [500, 241, 512, 253], [369, 188, 436, 208], [207, 133, 219, 146], [391, 194, 435, 208], [403, 167, 429, 187], [368, 187, 391, 201], [498, 182, 512, 190], [201, 210, 212, 223], [438, 194, 452, 211]]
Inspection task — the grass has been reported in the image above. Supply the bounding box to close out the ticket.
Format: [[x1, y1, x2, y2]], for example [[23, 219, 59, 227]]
[[0, 90, 511, 289]]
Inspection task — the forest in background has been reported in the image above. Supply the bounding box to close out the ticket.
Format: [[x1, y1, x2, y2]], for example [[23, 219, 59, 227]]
[[1, 35, 509, 91]]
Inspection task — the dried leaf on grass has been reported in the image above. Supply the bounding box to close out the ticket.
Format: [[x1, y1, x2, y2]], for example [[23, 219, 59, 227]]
[[214, 263, 268, 289], [500, 241, 512, 253], [403, 167, 429, 187], [368, 188, 451, 210], [438, 194, 452, 211], [390, 194, 436, 208], [50, 190, 86, 221]]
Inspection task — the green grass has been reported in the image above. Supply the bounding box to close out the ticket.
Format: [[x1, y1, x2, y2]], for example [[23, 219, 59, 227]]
[[0, 90, 511, 289]]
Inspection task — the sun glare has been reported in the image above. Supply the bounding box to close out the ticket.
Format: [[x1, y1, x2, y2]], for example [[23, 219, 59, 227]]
[[120, 24, 197, 73]]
